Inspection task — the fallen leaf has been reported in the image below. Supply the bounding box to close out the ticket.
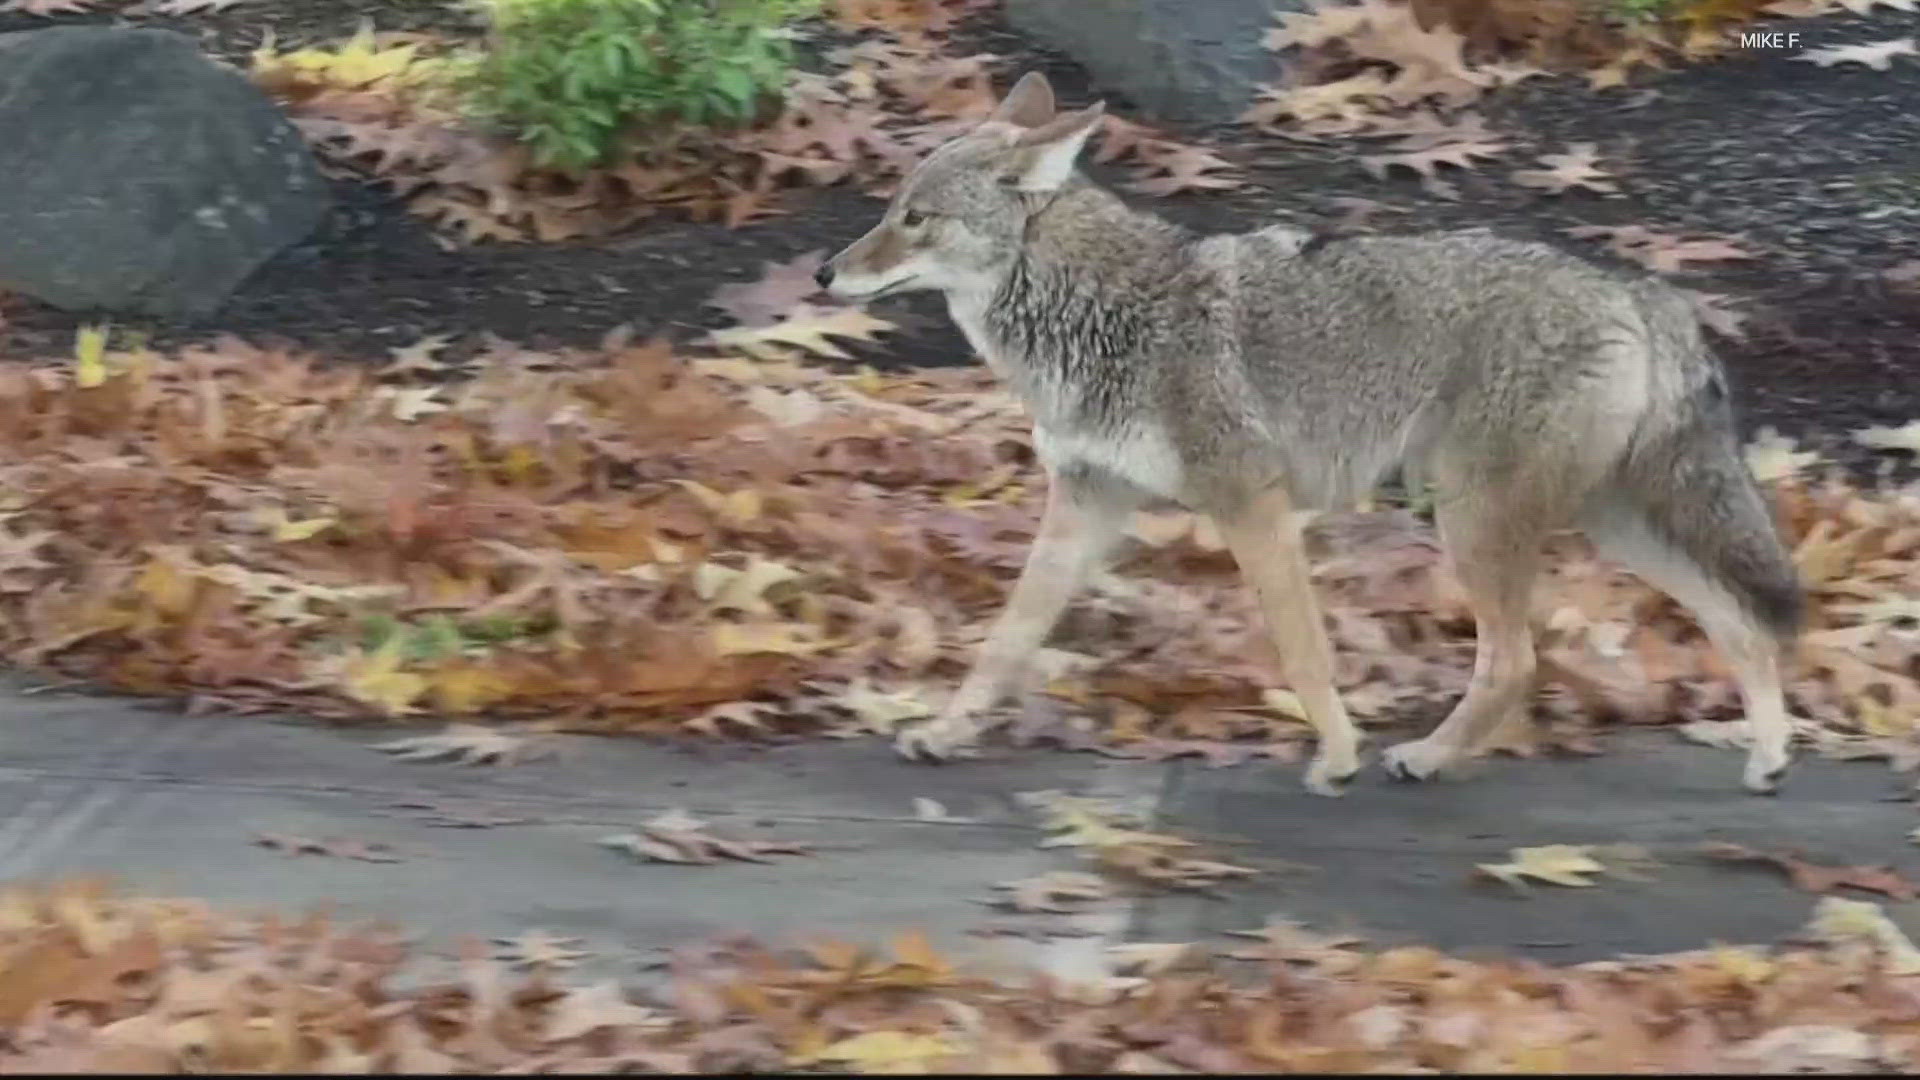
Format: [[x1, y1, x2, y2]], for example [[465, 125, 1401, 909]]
[[1796, 38, 1916, 71], [542, 979, 667, 1042], [706, 305, 896, 361], [1510, 142, 1617, 195], [493, 929, 587, 970], [705, 251, 829, 329], [251, 832, 403, 863], [991, 870, 1111, 914], [601, 809, 810, 865], [1854, 420, 1920, 455], [374, 724, 547, 766], [1476, 844, 1607, 890], [1702, 843, 1919, 901], [807, 1029, 960, 1073]]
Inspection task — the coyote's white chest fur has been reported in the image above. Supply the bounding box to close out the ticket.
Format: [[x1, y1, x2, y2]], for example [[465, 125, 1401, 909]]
[[949, 291, 1188, 501]]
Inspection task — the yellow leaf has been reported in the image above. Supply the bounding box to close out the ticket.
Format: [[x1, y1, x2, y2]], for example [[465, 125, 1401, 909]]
[[338, 640, 428, 717], [498, 445, 545, 485], [708, 307, 897, 362], [673, 480, 762, 525], [1507, 1044, 1570, 1073], [273, 516, 337, 542], [833, 679, 935, 734], [1476, 844, 1606, 889], [941, 463, 1021, 507], [1710, 944, 1775, 983], [133, 554, 200, 619], [262, 22, 426, 89], [694, 556, 804, 616], [808, 1030, 959, 1075], [74, 324, 110, 388], [978, 1041, 1059, 1074], [710, 622, 830, 657], [426, 663, 517, 714], [888, 929, 950, 975], [1855, 695, 1913, 739]]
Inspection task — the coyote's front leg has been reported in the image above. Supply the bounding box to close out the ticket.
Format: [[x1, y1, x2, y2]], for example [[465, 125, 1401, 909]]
[[1216, 487, 1364, 796], [897, 478, 1133, 761]]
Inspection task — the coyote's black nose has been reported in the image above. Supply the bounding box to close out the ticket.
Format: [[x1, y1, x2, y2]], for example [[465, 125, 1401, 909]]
[[813, 264, 835, 290]]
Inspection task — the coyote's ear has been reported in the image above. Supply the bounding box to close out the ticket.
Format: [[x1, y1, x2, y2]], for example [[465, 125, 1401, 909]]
[[1000, 101, 1106, 193], [988, 71, 1056, 128]]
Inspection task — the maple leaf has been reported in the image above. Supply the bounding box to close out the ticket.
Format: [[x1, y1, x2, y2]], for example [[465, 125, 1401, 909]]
[[1678, 288, 1750, 340], [374, 723, 547, 766], [991, 870, 1111, 913], [710, 621, 835, 657], [805, 1030, 961, 1074], [1222, 917, 1366, 966], [1702, 843, 1920, 900], [0, 0, 95, 12], [1854, 420, 1920, 455], [254, 23, 428, 90], [704, 250, 829, 329], [1510, 143, 1618, 195], [375, 385, 448, 422], [410, 193, 523, 244], [335, 639, 429, 717], [1563, 224, 1756, 273], [1106, 941, 1201, 975], [542, 979, 668, 1042], [383, 333, 457, 379], [1360, 137, 1506, 179], [251, 832, 402, 863], [600, 809, 810, 865], [1124, 144, 1245, 197], [1796, 38, 1917, 71], [1476, 844, 1607, 889], [694, 555, 806, 616], [492, 929, 587, 970], [144, 0, 247, 13], [706, 304, 896, 361], [831, 678, 936, 734], [1804, 895, 1920, 974], [1745, 427, 1821, 483]]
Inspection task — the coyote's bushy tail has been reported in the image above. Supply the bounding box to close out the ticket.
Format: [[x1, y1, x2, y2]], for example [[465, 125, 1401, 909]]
[[1613, 287, 1805, 643]]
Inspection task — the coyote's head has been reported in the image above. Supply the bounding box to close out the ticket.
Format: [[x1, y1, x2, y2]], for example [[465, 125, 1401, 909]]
[[816, 71, 1106, 301]]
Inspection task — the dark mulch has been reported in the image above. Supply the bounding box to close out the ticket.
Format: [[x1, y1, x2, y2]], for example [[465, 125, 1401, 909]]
[[1, 2, 1916, 475]]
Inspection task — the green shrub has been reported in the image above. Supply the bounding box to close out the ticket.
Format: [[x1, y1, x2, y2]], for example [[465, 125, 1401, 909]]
[[1611, 0, 1679, 22], [455, 0, 819, 173]]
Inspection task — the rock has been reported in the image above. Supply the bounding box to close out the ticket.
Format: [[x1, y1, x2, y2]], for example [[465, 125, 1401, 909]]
[[1003, 0, 1299, 124], [0, 26, 331, 320]]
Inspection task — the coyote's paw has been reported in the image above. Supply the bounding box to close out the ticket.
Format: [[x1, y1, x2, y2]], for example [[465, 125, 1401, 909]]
[[1380, 738, 1460, 783], [894, 714, 983, 764], [1743, 745, 1792, 796], [1305, 752, 1361, 797]]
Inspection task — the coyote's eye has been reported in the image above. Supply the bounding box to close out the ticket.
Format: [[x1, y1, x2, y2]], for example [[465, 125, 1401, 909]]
[[901, 209, 927, 228]]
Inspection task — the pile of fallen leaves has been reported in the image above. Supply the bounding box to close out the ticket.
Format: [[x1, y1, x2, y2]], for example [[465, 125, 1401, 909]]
[[9, 880, 1920, 1072], [1244, 0, 1916, 197], [1, 299, 1919, 764], [244, 1, 1237, 244]]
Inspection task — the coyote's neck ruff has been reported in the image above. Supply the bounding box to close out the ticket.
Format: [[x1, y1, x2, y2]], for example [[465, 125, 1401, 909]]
[[819, 71, 1803, 800], [968, 183, 1187, 393]]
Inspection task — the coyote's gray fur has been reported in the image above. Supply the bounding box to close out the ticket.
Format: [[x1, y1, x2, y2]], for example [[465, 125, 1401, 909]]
[[819, 71, 1803, 796]]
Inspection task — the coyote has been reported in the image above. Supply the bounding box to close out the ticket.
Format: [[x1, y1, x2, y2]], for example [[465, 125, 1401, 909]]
[[817, 71, 1803, 796]]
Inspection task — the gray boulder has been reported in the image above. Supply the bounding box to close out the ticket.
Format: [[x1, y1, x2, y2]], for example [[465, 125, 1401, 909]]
[[1004, 0, 1299, 124], [0, 26, 331, 320]]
